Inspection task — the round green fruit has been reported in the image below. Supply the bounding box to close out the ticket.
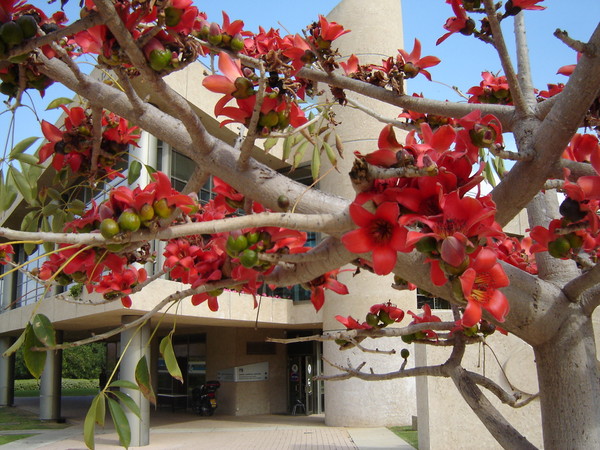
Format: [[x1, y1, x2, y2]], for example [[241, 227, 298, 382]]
[[240, 249, 258, 268], [401, 334, 415, 344], [164, 7, 183, 27], [17, 15, 38, 39], [118, 210, 141, 232], [100, 218, 120, 239], [233, 235, 248, 252], [0, 21, 24, 47], [246, 232, 260, 245], [139, 203, 155, 222], [548, 237, 570, 259], [400, 348, 410, 359], [153, 198, 172, 218], [277, 195, 290, 211], [149, 49, 171, 72], [365, 313, 380, 328]]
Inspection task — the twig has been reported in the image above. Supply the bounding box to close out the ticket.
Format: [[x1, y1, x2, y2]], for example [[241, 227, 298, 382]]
[[182, 166, 209, 195], [543, 179, 564, 191], [554, 29, 595, 56], [483, 0, 529, 114], [238, 61, 267, 170], [114, 67, 145, 114], [345, 98, 414, 131], [367, 163, 438, 179], [489, 144, 533, 161], [90, 106, 103, 177]]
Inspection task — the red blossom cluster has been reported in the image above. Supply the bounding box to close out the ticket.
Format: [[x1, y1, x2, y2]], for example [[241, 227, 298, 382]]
[[38, 105, 140, 179], [529, 134, 600, 260], [0, 243, 14, 265], [342, 111, 514, 327]]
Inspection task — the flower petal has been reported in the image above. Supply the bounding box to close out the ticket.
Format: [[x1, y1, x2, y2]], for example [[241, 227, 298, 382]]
[[372, 246, 397, 275]]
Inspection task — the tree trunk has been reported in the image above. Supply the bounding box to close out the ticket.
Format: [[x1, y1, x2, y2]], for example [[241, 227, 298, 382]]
[[534, 310, 600, 449]]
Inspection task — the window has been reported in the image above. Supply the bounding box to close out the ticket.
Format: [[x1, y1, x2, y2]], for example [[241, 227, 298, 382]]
[[15, 245, 47, 307]]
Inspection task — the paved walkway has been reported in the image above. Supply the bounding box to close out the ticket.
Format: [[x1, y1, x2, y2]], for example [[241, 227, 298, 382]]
[[5, 396, 414, 449]]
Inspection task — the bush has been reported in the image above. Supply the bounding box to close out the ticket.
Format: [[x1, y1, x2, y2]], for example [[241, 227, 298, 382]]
[[15, 378, 99, 392], [15, 343, 106, 380]]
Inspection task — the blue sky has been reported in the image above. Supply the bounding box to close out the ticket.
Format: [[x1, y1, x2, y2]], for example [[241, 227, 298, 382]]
[[3, 0, 598, 152]]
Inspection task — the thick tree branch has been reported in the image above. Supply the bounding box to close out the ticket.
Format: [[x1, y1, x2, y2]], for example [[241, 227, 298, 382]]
[[0, 211, 353, 245], [94, 0, 213, 155], [491, 23, 600, 226], [564, 264, 600, 303], [36, 55, 350, 216], [296, 67, 515, 129], [513, 9, 537, 108]]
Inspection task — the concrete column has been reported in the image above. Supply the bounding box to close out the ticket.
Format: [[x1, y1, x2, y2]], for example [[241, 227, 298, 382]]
[[40, 330, 63, 421], [320, 0, 417, 427], [0, 337, 15, 406], [120, 316, 150, 447]]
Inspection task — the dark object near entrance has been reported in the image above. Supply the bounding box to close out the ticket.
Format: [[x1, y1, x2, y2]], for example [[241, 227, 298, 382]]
[[192, 380, 221, 416]]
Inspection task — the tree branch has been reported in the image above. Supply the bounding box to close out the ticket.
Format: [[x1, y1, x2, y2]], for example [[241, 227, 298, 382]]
[[238, 61, 266, 170], [296, 67, 516, 129], [513, 11, 537, 108], [564, 264, 600, 303], [491, 23, 600, 226], [0, 211, 353, 245], [483, 0, 530, 114]]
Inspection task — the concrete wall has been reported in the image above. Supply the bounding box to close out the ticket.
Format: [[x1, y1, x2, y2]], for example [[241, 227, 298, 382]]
[[416, 310, 544, 450], [206, 327, 288, 416]]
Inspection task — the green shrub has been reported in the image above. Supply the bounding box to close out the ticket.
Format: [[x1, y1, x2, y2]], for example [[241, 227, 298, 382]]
[[15, 343, 106, 380], [15, 378, 99, 391]]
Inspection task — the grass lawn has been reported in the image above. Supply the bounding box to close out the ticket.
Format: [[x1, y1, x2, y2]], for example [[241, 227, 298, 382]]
[[0, 434, 35, 445], [389, 426, 418, 449], [15, 387, 99, 397], [14, 378, 99, 397], [0, 407, 69, 431]]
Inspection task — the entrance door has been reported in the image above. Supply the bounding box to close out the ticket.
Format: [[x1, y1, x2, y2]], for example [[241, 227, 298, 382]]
[[304, 356, 314, 415]]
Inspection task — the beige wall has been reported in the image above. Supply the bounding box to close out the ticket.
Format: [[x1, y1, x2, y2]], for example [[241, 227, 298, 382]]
[[416, 310, 544, 449], [206, 327, 288, 416]]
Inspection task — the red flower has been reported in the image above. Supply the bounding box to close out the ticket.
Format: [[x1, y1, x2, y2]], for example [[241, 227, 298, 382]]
[[407, 304, 442, 339], [335, 315, 372, 330], [370, 302, 405, 323], [397, 39, 440, 81], [307, 269, 349, 312], [459, 249, 510, 327], [315, 15, 350, 42], [437, 0, 471, 45], [0, 244, 14, 265], [342, 202, 408, 275]]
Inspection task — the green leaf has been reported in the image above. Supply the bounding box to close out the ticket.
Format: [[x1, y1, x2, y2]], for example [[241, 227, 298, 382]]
[[282, 136, 293, 162], [84, 394, 101, 450], [42, 203, 59, 216], [323, 141, 337, 168], [70, 199, 85, 216], [135, 356, 157, 406], [46, 97, 73, 110], [95, 392, 106, 427], [26, 164, 43, 191], [159, 335, 183, 383], [263, 137, 278, 153], [292, 141, 309, 170], [307, 111, 316, 134], [109, 380, 139, 390], [14, 153, 41, 166], [42, 217, 55, 253], [31, 314, 56, 347], [8, 137, 39, 159], [107, 397, 131, 448], [23, 324, 46, 379], [2, 329, 26, 357], [128, 160, 142, 185], [47, 188, 63, 202], [21, 210, 39, 255], [311, 142, 321, 181], [144, 164, 157, 175], [484, 161, 497, 187], [51, 209, 67, 233], [9, 166, 35, 205], [111, 391, 141, 419], [1, 169, 17, 212]]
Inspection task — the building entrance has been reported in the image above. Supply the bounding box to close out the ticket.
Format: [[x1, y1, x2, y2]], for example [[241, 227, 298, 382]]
[[287, 335, 323, 415]]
